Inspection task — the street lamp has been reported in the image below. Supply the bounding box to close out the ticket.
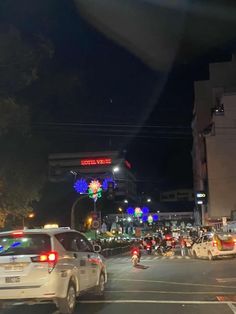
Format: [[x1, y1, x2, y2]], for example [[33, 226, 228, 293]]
[[147, 198, 151, 203], [113, 166, 120, 173], [124, 199, 128, 204]]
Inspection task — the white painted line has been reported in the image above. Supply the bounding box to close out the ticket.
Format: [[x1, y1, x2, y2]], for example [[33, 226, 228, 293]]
[[228, 302, 236, 314], [114, 278, 236, 289], [105, 290, 236, 295], [217, 278, 236, 283], [154, 257, 159, 260], [79, 299, 236, 305]]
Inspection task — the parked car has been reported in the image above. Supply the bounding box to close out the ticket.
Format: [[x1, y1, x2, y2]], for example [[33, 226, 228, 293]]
[[191, 232, 236, 260], [0, 227, 107, 313]]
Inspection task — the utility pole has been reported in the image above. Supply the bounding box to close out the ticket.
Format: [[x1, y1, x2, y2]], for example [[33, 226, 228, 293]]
[[71, 194, 88, 229]]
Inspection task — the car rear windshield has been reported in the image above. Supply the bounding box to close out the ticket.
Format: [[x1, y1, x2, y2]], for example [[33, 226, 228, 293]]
[[0, 233, 51, 256], [216, 234, 233, 241]]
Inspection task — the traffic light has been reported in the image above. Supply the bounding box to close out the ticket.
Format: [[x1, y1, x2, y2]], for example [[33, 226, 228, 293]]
[[107, 181, 115, 200]]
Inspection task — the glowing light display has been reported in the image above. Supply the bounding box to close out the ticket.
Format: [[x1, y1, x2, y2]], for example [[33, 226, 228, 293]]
[[153, 214, 159, 221], [80, 158, 112, 166], [142, 215, 148, 222], [74, 179, 88, 194], [102, 177, 115, 190], [134, 207, 143, 218], [88, 180, 102, 200], [126, 207, 135, 215], [148, 215, 153, 224], [142, 207, 149, 215]]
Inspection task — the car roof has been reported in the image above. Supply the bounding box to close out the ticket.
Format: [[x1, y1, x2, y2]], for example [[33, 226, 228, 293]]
[[0, 227, 79, 236]]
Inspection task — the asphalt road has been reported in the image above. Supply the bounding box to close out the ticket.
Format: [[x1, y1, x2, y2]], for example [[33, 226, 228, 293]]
[[3, 252, 236, 314]]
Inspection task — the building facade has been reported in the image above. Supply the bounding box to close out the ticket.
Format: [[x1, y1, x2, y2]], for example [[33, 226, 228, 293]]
[[48, 150, 137, 202], [192, 56, 236, 224]]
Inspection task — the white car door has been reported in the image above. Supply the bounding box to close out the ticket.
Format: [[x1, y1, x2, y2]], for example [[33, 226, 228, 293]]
[[76, 234, 100, 288], [55, 232, 89, 291]]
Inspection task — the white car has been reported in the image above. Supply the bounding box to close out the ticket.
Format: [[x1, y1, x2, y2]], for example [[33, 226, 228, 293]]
[[191, 232, 236, 260], [0, 227, 107, 313]]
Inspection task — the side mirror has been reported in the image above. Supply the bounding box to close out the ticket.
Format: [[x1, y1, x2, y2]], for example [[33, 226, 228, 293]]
[[93, 244, 101, 253]]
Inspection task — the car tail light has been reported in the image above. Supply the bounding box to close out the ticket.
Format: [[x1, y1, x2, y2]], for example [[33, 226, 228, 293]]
[[31, 251, 58, 273], [12, 231, 24, 237], [133, 251, 138, 255], [147, 244, 151, 248], [212, 240, 217, 247]]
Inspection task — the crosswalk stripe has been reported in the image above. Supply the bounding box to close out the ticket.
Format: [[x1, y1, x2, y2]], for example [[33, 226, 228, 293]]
[[107, 255, 192, 262]]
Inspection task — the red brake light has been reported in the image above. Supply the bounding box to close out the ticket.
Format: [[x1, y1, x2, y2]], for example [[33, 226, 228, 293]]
[[12, 231, 24, 237], [32, 251, 58, 263], [48, 252, 57, 262], [212, 240, 217, 247], [133, 251, 138, 255], [147, 244, 151, 248]]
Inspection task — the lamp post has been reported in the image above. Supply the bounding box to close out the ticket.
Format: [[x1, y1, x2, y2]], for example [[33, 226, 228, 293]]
[[71, 194, 88, 229]]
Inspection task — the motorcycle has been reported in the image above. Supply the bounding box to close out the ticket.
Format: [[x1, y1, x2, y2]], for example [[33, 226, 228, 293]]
[[131, 249, 140, 266], [146, 243, 152, 255], [155, 244, 174, 257]]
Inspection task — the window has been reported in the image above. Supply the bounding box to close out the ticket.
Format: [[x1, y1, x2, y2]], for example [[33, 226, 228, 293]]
[[55, 232, 79, 252], [55, 232, 93, 252], [0, 234, 51, 256], [76, 234, 93, 252]]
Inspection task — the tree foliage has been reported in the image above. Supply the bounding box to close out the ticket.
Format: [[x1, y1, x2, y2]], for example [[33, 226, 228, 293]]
[[0, 26, 54, 96], [0, 100, 47, 228]]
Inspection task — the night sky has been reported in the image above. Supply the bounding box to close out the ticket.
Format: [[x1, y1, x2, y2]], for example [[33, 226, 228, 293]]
[[2, 0, 236, 223]]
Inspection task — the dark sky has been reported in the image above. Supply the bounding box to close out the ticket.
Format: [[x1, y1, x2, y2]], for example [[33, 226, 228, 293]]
[[3, 0, 236, 195]]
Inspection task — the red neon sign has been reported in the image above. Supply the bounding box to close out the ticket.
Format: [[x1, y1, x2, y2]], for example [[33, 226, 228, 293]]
[[80, 158, 112, 166]]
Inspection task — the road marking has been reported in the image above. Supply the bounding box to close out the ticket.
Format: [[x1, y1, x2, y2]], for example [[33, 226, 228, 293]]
[[114, 278, 236, 289], [79, 299, 236, 305], [227, 302, 236, 314], [217, 278, 236, 283], [106, 290, 236, 295]]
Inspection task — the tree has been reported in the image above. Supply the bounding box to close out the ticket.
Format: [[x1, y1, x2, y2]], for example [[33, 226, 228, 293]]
[[0, 26, 54, 96], [0, 98, 47, 228]]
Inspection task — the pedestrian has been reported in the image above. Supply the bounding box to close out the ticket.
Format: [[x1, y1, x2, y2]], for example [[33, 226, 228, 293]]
[[179, 236, 186, 256]]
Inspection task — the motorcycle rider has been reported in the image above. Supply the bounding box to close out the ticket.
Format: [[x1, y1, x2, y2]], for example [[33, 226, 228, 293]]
[[131, 242, 141, 262]]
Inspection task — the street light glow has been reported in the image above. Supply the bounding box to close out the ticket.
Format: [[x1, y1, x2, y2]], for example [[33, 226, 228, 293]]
[[113, 166, 120, 173], [118, 207, 123, 212], [124, 199, 128, 203], [147, 198, 151, 202]]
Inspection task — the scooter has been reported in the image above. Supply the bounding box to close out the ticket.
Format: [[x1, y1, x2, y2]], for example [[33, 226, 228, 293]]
[[146, 244, 152, 255], [131, 250, 140, 266]]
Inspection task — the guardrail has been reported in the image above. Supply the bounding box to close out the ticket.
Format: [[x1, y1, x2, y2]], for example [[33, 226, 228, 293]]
[[101, 245, 131, 258]]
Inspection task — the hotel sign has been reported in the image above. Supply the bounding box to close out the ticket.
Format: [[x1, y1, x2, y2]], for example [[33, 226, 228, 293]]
[[80, 158, 112, 166]]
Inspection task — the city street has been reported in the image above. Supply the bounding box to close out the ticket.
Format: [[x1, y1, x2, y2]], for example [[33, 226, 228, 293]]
[[2, 252, 236, 314]]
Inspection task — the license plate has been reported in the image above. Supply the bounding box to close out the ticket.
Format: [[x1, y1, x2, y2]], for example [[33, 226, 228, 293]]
[[5, 266, 23, 271], [5, 276, 20, 283]]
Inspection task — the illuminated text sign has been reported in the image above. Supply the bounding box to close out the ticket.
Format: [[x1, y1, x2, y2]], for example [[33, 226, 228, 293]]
[[80, 158, 112, 166]]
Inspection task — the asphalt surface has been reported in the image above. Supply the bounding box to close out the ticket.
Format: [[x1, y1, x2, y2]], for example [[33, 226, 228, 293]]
[[2, 251, 236, 314]]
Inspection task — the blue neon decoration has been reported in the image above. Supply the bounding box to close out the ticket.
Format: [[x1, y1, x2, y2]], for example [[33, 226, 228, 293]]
[[153, 214, 159, 221], [74, 179, 88, 194], [11, 242, 21, 248], [102, 177, 115, 190], [142, 207, 149, 215], [126, 207, 134, 215], [142, 215, 148, 222]]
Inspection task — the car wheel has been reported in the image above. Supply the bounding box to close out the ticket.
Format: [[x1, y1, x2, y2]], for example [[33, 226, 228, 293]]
[[208, 251, 214, 261], [57, 280, 76, 314], [94, 272, 105, 296]]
